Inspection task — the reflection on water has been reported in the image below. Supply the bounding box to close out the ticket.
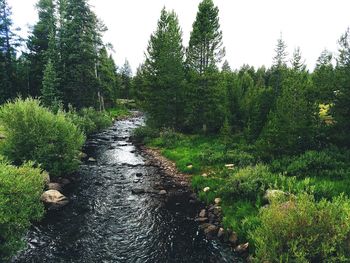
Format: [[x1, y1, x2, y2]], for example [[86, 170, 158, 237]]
[[12, 115, 239, 263]]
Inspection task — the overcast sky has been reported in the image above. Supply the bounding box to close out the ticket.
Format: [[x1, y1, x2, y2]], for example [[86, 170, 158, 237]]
[[8, 0, 350, 72]]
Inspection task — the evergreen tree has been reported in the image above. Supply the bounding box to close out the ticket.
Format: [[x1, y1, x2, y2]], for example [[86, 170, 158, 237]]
[[312, 49, 334, 103], [120, 59, 132, 99], [59, 0, 103, 108], [186, 0, 225, 74], [333, 28, 350, 146], [41, 31, 61, 108], [222, 60, 231, 72], [291, 47, 306, 71], [258, 70, 317, 158], [27, 0, 56, 97], [0, 0, 20, 101], [144, 8, 186, 129], [185, 0, 225, 133], [269, 35, 288, 97], [97, 47, 118, 108]]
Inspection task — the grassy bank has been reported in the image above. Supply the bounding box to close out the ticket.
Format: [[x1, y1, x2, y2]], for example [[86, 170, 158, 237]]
[[135, 127, 350, 261]]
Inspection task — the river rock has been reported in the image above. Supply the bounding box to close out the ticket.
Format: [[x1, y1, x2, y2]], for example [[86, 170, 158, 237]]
[[159, 190, 167, 195], [195, 217, 208, 223], [204, 224, 219, 239], [199, 209, 206, 218], [79, 152, 88, 159], [234, 242, 249, 254], [214, 198, 221, 205], [88, 157, 96, 162], [47, 183, 62, 192], [41, 190, 69, 209], [136, 172, 143, 177], [203, 187, 210, 192], [132, 188, 145, 194], [217, 228, 225, 239], [228, 232, 238, 245], [57, 177, 71, 186]]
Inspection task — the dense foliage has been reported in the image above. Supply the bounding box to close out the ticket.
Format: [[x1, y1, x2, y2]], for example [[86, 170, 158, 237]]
[[0, 98, 85, 177], [0, 161, 46, 259]]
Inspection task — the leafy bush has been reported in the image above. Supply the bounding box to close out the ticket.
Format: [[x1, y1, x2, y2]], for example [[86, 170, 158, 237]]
[[157, 128, 184, 148], [0, 98, 85, 177], [271, 148, 350, 178], [132, 126, 159, 144], [66, 106, 113, 136], [0, 161, 46, 259], [220, 164, 277, 201], [250, 193, 350, 262]]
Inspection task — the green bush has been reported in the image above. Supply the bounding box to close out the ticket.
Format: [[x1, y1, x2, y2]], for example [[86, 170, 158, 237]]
[[220, 164, 277, 201], [250, 193, 350, 262], [0, 160, 46, 260], [66, 106, 113, 136], [157, 128, 184, 148], [271, 148, 350, 179], [132, 126, 159, 144], [0, 98, 85, 177]]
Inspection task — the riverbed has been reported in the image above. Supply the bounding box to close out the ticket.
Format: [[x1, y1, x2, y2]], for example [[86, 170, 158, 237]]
[[12, 115, 239, 263]]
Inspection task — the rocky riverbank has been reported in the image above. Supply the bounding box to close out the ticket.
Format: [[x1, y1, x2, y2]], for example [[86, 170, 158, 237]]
[[138, 145, 249, 258]]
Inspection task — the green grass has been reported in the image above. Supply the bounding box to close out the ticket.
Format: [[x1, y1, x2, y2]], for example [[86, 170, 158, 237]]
[[144, 128, 350, 254], [107, 107, 130, 118]]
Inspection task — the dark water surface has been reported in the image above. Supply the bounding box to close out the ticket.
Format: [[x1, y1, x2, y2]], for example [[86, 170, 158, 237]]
[[12, 115, 239, 263]]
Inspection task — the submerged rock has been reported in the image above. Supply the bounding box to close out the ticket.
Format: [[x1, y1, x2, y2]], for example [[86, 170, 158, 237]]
[[41, 190, 69, 209], [159, 190, 167, 195], [204, 224, 219, 239], [132, 188, 146, 194]]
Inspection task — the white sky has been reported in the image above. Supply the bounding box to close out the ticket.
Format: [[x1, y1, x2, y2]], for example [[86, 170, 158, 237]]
[[8, 0, 350, 72]]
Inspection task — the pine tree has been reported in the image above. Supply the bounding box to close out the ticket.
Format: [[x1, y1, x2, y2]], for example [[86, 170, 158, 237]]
[[120, 59, 132, 99], [186, 0, 225, 74], [269, 35, 288, 97], [273, 34, 288, 69], [313, 49, 334, 103], [144, 8, 186, 129], [332, 28, 350, 146], [97, 47, 118, 108], [0, 0, 20, 102], [27, 0, 56, 97], [185, 0, 225, 133], [41, 31, 61, 109], [222, 60, 231, 72], [59, 0, 103, 108], [258, 70, 316, 157], [291, 47, 306, 71]]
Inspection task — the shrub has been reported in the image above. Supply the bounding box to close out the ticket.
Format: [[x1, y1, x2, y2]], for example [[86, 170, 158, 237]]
[[271, 148, 350, 179], [66, 106, 113, 136], [132, 126, 159, 144], [220, 164, 277, 201], [250, 193, 350, 262], [158, 128, 184, 148], [0, 161, 46, 260], [0, 98, 85, 177]]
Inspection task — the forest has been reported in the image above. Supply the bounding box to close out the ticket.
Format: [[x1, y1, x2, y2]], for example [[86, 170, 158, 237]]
[[1, 0, 350, 261]]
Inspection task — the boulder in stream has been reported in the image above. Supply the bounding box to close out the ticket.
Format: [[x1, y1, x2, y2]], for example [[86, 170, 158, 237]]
[[41, 190, 69, 209], [47, 183, 62, 192]]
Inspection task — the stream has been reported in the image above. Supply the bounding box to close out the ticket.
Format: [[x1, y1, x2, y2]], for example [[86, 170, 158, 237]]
[[12, 115, 239, 263]]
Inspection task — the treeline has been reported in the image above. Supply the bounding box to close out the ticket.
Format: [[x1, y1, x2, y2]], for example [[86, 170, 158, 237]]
[[0, 0, 133, 110], [136, 0, 350, 158]]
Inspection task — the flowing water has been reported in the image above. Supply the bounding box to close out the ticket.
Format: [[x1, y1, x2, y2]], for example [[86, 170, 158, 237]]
[[12, 115, 239, 263]]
